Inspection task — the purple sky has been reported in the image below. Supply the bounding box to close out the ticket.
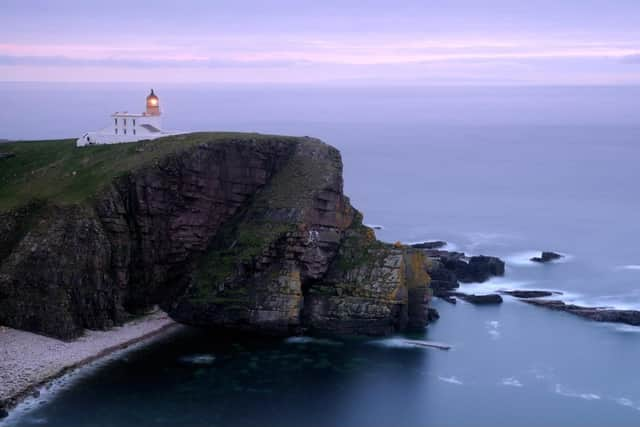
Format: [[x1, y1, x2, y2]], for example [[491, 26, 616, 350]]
[[2, 0, 639, 84]]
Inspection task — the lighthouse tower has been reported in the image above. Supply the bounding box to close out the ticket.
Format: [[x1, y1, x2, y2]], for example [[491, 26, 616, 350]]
[[146, 89, 160, 116], [76, 89, 182, 147]]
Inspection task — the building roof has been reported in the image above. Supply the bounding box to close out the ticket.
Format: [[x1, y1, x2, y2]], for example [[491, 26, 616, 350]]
[[111, 112, 145, 118]]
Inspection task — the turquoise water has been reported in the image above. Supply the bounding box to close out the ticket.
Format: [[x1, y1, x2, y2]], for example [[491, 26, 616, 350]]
[[2, 84, 640, 426]]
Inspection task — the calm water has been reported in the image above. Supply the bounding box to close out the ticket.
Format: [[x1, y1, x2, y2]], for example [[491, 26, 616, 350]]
[[2, 84, 640, 426]]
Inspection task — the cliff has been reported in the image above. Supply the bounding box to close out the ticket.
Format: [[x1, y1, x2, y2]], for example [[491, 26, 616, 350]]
[[0, 133, 432, 340]]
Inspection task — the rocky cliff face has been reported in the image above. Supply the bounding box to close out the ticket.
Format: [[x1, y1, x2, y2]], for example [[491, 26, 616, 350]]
[[0, 135, 432, 339]]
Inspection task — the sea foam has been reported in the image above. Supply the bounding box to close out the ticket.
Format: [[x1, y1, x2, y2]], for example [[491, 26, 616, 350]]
[[438, 376, 463, 385], [618, 265, 640, 271], [501, 377, 523, 387], [457, 277, 530, 296], [554, 384, 601, 400]]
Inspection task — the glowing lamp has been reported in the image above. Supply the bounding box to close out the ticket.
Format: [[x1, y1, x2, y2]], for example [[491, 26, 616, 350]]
[[146, 89, 161, 115]]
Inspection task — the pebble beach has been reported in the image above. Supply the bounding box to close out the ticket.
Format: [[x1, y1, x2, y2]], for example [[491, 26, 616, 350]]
[[0, 311, 180, 413]]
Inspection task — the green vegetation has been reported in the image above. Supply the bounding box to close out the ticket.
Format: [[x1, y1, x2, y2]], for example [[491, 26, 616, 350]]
[[0, 132, 300, 212], [332, 211, 387, 273], [191, 217, 296, 303], [189, 137, 340, 303]]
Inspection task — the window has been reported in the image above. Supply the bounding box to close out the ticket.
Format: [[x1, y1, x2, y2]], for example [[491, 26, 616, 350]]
[[124, 129, 127, 135], [133, 119, 136, 126], [133, 129, 136, 135], [114, 118, 117, 126], [123, 118, 127, 126], [115, 128, 118, 134]]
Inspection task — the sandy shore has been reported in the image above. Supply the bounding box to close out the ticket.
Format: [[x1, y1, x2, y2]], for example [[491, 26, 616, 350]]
[[0, 311, 181, 412]]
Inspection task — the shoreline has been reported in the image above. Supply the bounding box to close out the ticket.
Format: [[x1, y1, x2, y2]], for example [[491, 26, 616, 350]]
[[0, 310, 183, 417]]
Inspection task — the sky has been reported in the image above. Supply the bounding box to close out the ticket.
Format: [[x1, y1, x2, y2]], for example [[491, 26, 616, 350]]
[[1, 0, 639, 85]]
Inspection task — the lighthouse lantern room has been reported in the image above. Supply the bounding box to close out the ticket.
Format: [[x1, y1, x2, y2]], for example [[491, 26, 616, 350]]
[[76, 89, 182, 147]]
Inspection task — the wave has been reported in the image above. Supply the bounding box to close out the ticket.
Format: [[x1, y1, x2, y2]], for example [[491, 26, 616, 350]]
[[457, 277, 531, 295], [554, 384, 601, 401], [486, 320, 500, 339], [179, 354, 216, 365], [528, 366, 554, 381], [562, 294, 640, 311], [617, 265, 640, 271], [368, 337, 429, 350], [614, 397, 640, 411], [613, 324, 640, 333], [501, 377, 523, 387], [2, 336, 159, 424], [464, 231, 514, 251], [367, 337, 452, 351], [438, 376, 463, 385]]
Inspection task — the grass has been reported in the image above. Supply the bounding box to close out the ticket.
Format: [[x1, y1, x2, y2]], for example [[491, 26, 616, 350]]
[[0, 132, 302, 212]]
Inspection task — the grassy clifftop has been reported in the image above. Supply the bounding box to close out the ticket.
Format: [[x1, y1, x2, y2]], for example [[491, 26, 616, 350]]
[[0, 132, 301, 212]]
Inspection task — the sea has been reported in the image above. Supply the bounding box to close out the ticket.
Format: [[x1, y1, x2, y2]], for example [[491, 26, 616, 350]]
[[1, 83, 639, 426]]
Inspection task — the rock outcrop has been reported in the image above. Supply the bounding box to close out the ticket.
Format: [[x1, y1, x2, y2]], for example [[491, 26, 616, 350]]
[[530, 251, 563, 263], [522, 299, 640, 326], [0, 134, 432, 339], [500, 290, 561, 298], [409, 247, 505, 303], [449, 292, 503, 305]]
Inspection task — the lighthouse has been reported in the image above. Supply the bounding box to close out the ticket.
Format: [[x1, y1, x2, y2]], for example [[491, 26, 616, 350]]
[[76, 89, 183, 147]]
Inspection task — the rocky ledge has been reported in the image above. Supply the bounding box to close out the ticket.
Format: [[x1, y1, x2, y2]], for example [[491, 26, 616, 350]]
[[499, 290, 562, 298], [407, 242, 505, 304], [0, 134, 433, 340], [522, 299, 640, 326]]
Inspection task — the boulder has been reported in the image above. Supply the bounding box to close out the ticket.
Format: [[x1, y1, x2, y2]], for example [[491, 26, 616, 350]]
[[530, 251, 563, 263]]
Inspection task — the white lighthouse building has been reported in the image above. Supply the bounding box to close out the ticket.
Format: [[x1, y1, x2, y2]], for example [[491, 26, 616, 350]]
[[76, 89, 182, 147]]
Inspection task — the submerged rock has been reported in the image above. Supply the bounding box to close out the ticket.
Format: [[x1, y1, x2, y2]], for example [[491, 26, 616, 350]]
[[522, 300, 640, 326], [449, 292, 503, 305], [500, 290, 561, 298], [530, 251, 563, 263]]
